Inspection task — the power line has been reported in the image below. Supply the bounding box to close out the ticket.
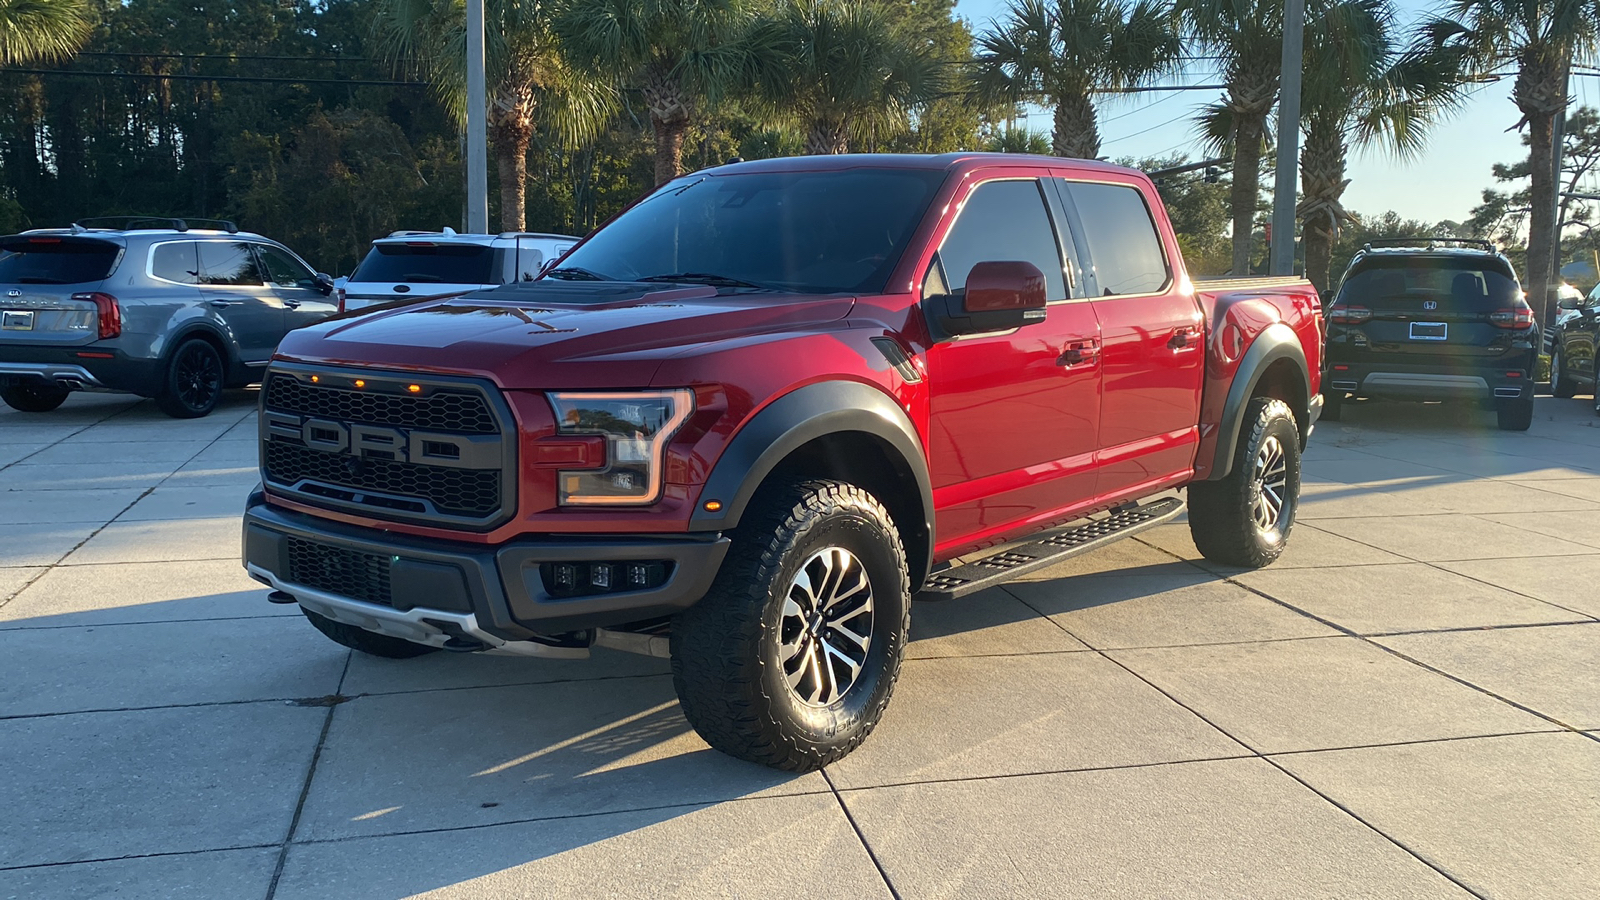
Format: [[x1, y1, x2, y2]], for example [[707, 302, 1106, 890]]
[[0, 68, 424, 87], [76, 51, 369, 62], [1103, 107, 1196, 147]]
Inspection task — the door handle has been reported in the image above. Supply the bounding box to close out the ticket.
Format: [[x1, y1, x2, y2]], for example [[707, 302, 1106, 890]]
[[1057, 340, 1100, 367], [207, 298, 238, 308], [1168, 327, 1199, 350], [283, 299, 302, 309]]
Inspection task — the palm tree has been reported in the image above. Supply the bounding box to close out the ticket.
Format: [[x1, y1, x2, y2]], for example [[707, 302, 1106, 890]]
[[0, 0, 93, 65], [1297, 0, 1464, 292], [971, 0, 1180, 160], [747, 0, 943, 155], [557, 0, 753, 185], [1176, 0, 1285, 275], [1413, 0, 1600, 328], [375, 0, 612, 231]]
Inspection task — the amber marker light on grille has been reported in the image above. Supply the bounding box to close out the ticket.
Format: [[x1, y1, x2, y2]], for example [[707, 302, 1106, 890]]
[[309, 375, 319, 383], [704, 500, 723, 512], [353, 379, 366, 388], [408, 384, 422, 393]]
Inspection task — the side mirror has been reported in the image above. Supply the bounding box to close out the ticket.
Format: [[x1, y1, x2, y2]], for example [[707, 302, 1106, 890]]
[[313, 273, 335, 296], [929, 260, 1049, 338], [1558, 295, 1582, 310]]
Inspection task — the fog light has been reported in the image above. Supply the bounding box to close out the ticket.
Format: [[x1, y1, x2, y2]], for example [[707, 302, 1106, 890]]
[[590, 564, 612, 590]]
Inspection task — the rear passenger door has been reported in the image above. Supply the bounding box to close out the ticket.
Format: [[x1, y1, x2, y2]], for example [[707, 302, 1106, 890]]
[[923, 173, 1102, 550], [1056, 178, 1205, 497], [197, 240, 282, 364], [255, 243, 337, 334]]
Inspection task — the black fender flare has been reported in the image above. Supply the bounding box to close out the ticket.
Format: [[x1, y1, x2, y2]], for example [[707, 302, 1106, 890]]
[[1207, 322, 1310, 481], [688, 381, 935, 584]]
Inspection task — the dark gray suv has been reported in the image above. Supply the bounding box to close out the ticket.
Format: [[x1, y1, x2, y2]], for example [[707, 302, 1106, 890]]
[[0, 218, 337, 417]]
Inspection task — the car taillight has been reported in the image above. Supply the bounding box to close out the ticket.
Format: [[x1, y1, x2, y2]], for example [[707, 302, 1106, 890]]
[[1328, 304, 1370, 324], [72, 291, 120, 339], [1489, 306, 1535, 329], [335, 287, 346, 313]]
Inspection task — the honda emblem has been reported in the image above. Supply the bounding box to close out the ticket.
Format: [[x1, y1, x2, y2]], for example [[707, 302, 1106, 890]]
[[1422, 300, 1437, 310]]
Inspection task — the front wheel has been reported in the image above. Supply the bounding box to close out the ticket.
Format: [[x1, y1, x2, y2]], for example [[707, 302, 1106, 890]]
[[1188, 397, 1302, 568], [1, 383, 70, 413], [1497, 396, 1534, 431], [156, 338, 225, 418], [671, 480, 910, 772], [1552, 350, 1577, 398]]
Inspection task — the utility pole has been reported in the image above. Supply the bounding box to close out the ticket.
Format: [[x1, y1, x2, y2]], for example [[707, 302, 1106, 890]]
[[1552, 62, 1570, 300], [1269, 0, 1306, 277], [464, 0, 489, 234]]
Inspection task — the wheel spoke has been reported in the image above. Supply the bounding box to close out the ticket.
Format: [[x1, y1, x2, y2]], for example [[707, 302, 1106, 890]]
[[778, 546, 875, 708]]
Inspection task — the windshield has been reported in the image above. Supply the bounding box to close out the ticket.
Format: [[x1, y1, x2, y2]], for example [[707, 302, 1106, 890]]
[[0, 238, 120, 285], [553, 168, 947, 294], [351, 243, 496, 285], [1340, 257, 1520, 311]]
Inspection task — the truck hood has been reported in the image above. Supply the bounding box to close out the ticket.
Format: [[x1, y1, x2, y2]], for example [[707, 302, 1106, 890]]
[[274, 280, 856, 389]]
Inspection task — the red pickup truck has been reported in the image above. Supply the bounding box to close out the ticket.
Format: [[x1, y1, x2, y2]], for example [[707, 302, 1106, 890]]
[[242, 153, 1322, 771]]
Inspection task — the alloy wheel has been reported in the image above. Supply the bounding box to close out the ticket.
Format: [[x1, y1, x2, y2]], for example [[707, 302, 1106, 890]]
[[174, 345, 221, 411], [1250, 435, 1290, 533], [779, 547, 875, 707]]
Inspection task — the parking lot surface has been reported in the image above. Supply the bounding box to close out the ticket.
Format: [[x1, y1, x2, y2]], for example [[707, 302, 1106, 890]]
[[1, 392, 1597, 899]]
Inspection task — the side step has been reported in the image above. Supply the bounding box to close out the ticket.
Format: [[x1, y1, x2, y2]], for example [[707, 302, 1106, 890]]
[[915, 497, 1185, 602]]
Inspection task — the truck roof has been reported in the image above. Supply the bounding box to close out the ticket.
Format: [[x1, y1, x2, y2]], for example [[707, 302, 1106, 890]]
[[709, 152, 1145, 180]]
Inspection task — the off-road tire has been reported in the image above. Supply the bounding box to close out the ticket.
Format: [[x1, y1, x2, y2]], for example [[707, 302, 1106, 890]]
[[1497, 397, 1534, 431], [670, 479, 910, 772], [1188, 397, 1301, 568], [156, 338, 224, 418], [301, 607, 438, 659], [1, 384, 70, 413], [1320, 390, 1343, 422], [1552, 350, 1577, 398]]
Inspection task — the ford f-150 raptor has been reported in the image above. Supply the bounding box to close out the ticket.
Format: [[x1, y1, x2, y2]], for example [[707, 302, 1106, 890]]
[[242, 153, 1323, 772]]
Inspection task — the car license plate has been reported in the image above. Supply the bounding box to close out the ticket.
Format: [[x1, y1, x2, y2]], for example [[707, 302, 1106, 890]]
[[1409, 321, 1447, 341], [1, 310, 34, 331]]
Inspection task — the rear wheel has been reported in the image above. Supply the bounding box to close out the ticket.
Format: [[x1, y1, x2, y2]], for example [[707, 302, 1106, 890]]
[[1, 383, 70, 413], [300, 607, 438, 659], [1497, 396, 1534, 431], [1188, 397, 1301, 568], [156, 338, 224, 418], [1552, 349, 1577, 398], [671, 479, 910, 772], [1320, 390, 1343, 422]]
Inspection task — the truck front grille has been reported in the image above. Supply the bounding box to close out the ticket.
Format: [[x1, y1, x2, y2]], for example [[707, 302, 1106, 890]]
[[260, 367, 514, 530], [286, 536, 393, 606]]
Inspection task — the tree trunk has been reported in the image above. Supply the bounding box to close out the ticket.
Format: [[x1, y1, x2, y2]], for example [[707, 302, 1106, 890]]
[[651, 116, 688, 185], [490, 117, 531, 232], [1297, 114, 1352, 295], [1515, 51, 1568, 331], [1050, 92, 1100, 159], [640, 63, 693, 185], [1232, 112, 1265, 276], [806, 120, 849, 155]]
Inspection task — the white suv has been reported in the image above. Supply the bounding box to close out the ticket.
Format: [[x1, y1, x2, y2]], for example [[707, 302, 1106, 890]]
[[339, 229, 581, 312]]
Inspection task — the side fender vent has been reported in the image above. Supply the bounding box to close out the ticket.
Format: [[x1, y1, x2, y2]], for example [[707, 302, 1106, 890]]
[[871, 337, 922, 384]]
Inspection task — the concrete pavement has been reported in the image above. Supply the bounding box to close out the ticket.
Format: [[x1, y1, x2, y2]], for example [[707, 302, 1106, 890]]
[[1, 391, 1596, 899]]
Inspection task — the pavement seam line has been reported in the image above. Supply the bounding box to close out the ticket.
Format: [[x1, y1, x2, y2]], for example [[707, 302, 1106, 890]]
[[0, 843, 282, 873], [821, 768, 904, 900], [264, 648, 352, 900], [0, 398, 133, 471]]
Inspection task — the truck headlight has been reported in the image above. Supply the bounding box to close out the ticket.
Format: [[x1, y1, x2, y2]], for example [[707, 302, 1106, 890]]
[[546, 390, 694, 505]]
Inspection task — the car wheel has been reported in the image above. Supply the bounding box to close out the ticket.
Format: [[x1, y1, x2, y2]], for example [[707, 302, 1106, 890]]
[[1497, 396, 1534, 431], [1320, 390, 1342, 422], [671, 479, 910, 772], [1, 383, 70, 413], [1552, 349, 1577, 398], [1188, 397, 1301, 568], [300, 607, 438, 659], [155, 338, 225, 418]]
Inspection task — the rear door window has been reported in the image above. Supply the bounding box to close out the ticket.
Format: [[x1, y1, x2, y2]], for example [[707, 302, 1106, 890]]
[[255, 244, 317, 289], [351, 244, 497, 285], [197, 241, 265, 286], [937, 179, 1068, 301], [0, 238, 120, 284], [150, 242, 201, 285], [1063, 182, 1169, 295]]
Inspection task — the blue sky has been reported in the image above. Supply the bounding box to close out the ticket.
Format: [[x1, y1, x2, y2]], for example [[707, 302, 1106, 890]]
[[953, 0, 1537, 225]]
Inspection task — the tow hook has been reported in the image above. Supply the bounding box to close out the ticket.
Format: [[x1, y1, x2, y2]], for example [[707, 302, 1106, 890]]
[[266, 590, 297, 605]]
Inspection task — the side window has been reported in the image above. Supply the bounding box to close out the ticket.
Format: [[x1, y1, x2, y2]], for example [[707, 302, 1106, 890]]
[[1065, 182, 1170, 296], [197, 241, 264, 287], [150, 242, 200, 285], [256, 244, 316, 289], [937, 179, 1067, 301]]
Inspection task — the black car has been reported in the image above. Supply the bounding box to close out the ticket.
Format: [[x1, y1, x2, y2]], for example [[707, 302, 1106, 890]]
[[1548, 283, 1600, 414], [1322, 238, 1539, 431]]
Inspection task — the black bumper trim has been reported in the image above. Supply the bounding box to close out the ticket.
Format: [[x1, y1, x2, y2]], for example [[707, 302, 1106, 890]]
[[242, 493, 730, 637]]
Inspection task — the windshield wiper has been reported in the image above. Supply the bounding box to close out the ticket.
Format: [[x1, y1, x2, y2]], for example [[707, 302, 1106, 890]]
[[636, 272, 774, 290], [544, 266, 609, 281]]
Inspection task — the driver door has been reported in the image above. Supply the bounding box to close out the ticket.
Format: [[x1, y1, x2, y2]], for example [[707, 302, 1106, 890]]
[[923, 174, 1103, 554]]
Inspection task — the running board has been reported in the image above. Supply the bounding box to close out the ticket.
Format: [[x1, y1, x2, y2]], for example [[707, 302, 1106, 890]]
[[916, 497, 1185, 601]]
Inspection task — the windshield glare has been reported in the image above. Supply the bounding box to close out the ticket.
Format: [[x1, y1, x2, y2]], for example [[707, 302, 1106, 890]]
[[554, 168, 946, 294]]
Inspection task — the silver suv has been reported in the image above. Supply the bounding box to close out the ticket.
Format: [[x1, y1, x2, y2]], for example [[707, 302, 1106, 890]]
[[340, 229, 580, 312], [0, 217, 336, 417]]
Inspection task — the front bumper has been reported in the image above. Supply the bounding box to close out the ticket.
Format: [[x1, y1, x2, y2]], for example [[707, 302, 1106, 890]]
[[242, 491, 730, 648], [1324, 362, 1533, 402]]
